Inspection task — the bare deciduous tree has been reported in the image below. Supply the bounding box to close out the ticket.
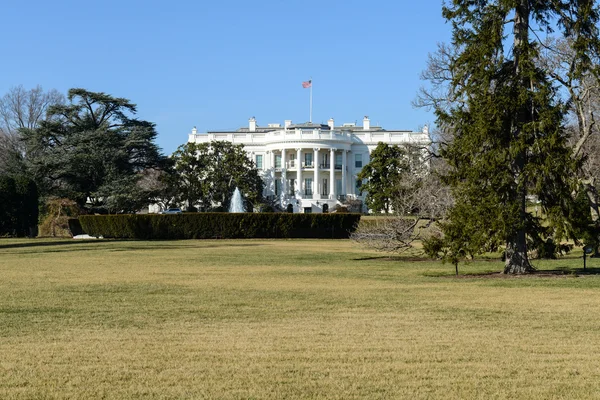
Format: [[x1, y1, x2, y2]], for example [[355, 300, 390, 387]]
[[0, 85, 64, 134], [0, 85, 64, 176], [351, 164, 452, 254]]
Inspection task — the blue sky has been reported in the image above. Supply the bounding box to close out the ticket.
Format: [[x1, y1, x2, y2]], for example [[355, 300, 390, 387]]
[[1, 0, 452, 154]]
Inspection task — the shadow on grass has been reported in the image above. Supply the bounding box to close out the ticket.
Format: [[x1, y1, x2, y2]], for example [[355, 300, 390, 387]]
[[431, 268, 600, 279], [0, 239, 265, 253], [0, 239, 105, 250]]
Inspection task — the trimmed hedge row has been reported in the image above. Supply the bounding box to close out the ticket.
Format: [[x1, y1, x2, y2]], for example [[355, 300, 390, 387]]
[[78, 213, 361, 239]]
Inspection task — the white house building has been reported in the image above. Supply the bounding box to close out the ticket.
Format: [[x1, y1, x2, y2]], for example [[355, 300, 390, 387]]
[[188, 116, 430, 213]]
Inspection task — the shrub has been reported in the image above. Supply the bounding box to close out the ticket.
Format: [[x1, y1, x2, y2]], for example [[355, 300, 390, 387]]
[[79, 213, 361, 240], [39, 198, 82, 237], [0, 175, 39, 237]]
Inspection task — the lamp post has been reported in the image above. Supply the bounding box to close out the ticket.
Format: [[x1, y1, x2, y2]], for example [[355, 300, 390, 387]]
[[583, 245, 593, 271]]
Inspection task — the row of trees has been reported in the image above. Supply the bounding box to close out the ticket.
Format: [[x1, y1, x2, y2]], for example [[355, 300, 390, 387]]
[[0, 86, 263, 236]]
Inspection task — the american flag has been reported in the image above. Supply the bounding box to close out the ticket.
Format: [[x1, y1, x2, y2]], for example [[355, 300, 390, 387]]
[[302, 80, 312, 88]]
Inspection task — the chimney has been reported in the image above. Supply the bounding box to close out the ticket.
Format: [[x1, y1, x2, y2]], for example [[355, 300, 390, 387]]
[[192, 126, 197, 135], [249, 117, 256, 132], [422, 124, 429, 135], [284, 120, 292, 129], [327, 118, 335, 130], [363, 116, 370, 130]]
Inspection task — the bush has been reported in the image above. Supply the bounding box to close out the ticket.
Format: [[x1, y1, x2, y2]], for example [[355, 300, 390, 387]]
[[0, 175, 39, 237], [39, 198, 82, 237], [79, 213, 361, 240]]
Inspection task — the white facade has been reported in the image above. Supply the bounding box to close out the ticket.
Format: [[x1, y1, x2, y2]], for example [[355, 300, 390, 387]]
[[188, 116, 430, 213]]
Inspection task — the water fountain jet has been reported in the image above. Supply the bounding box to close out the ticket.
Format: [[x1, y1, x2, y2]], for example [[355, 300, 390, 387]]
[[229, 187, 245, 212]]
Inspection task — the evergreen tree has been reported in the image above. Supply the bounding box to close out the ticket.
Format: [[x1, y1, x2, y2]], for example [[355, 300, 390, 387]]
[[0, 175, 38, 237], [430, 1, 600, 274], [171, 142, 212, 211], [22, 89, 166, 212], [357, 142, 409, 214], [169, 141, 263, 212]]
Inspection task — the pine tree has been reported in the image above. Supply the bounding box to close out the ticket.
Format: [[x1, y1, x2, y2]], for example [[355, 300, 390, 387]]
[[432, 1, 600, 274]]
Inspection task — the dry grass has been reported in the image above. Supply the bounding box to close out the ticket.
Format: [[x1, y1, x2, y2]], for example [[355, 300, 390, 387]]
[[1, 238, 600, 399]]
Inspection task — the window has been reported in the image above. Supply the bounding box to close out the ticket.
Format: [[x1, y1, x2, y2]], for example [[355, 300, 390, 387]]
[[304, 153, 313, 167], [289, 179, 295, 195], [275, 179, 281, 196], [356, 178, 363, 195], [335, 153, 342, 169], [322, 178, 328, 196], [304, 207, 312, 214], [305, 178, 313, 196], [255, 154, 263, 169], [336, 179, 342, 195], [289, 153, 296, 168], [275, 155, 282, 168], [321, 153, 329, 168], [355, 153, 363, 168]]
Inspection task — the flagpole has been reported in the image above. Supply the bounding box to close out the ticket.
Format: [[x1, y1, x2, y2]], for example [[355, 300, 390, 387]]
[[309, 79, 313, 123]]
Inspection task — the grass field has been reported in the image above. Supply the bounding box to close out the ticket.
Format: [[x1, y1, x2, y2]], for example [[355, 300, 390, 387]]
[[2, 238, 600, 399]]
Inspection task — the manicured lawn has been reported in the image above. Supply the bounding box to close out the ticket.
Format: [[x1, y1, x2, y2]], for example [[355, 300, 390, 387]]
[[1, 238, 600, 399]]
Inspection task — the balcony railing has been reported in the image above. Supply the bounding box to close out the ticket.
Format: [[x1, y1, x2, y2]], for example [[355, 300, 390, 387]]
[[335, 164, 342, 170], [303, 162, 313, 168], [320, 163, 330, 169]]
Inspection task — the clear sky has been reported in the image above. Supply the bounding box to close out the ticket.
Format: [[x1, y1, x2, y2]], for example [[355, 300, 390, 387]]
[[1, 0, 452, 155]]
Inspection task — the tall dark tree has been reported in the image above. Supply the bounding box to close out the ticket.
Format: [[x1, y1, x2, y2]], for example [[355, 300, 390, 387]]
[[168, 141, 263, 212], [430, 1, 600, 274], [22, 88, 166, 212], [207, 141, 263, 211], [357, 142, 409, 214], [0, 175, 38, 237], [170, 142, 212, 211]]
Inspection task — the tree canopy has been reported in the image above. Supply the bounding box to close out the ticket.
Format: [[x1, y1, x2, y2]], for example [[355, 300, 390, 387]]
[[358, 142, 416, 214], [169, 141, 263, 212], [427, 0, 600, 274], [22, 88, 166, 213]]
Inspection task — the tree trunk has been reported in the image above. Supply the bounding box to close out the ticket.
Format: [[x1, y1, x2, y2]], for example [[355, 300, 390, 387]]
[[504, 228, 535, 274], [503, 0, 535, 275]]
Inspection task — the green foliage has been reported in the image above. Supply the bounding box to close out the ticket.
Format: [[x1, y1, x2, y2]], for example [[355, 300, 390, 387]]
[[0, 175, 38, 237], [79, 213, 361, 239], [169, 141, 264, 211], [22, 88, 167, 213], [357, 142, 409, 213], [431, 1, 600, 273]]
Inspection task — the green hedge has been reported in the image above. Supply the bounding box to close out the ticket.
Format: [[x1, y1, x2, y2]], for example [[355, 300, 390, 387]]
[[78, 213, 361, 239]]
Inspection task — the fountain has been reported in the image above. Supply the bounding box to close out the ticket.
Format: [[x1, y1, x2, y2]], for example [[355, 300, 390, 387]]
[[229, 187, 245, 212]]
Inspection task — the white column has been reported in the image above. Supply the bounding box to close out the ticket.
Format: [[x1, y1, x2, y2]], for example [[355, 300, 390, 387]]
[[296, 148, 302, 198], [330, 148, 335, 199], [342, 150, 347, 196], [268, 150, 275, 197], [313, 148, 320, 199], [281, 149, 287, 200]]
